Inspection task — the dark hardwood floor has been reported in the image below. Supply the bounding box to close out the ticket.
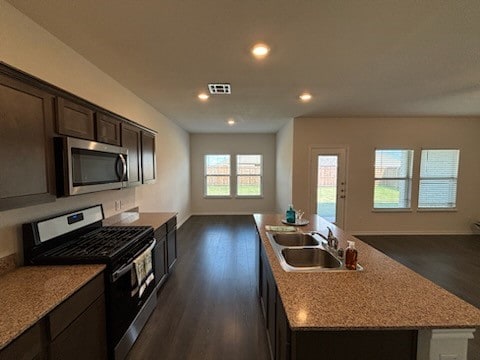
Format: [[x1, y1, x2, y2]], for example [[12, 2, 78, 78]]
[[126, 215, 270, 360], [358, 234, 480, 360]]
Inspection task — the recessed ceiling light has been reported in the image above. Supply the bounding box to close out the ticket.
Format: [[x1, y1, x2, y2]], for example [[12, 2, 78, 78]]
[[251, 43, 270, 59], [299, 93, 312, 102], [198, 93, 209, 101], [227, 119, 236, 126]]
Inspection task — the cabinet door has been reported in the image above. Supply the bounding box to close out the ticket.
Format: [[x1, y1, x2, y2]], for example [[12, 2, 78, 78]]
[[166, 218, 177, 271], [154, 225, 168, 288], [259, 247, 268, 319], [0, 74, 56, 211], [0, 320, 48, 360], [141, 131, 156, 184], [49, 295, 107, 360], [95, 112, 121, 145], [275, 292, 291, 360], [56, 97, 95, 140], [267, 267, 276, 358], [121, 123, 142, 186]]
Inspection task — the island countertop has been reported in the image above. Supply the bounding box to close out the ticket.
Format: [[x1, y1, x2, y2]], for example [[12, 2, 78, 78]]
[[254, 213, 480, 331]]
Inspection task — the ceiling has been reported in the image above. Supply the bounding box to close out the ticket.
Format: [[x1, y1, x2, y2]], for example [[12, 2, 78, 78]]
[[7, 0, 480, 133]]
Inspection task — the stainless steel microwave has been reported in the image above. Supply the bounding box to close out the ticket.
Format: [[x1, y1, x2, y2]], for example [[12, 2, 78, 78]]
[[54, 137, 129, 196]]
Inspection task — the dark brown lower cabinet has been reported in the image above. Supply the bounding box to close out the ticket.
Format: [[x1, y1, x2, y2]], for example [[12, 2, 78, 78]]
[[259, 237, 277, 360], [290, 330, 417, 360], [153, 224, 168, 288], [275, 293, 290, 360], [258, 239, 417, 360], [49, 295, 107, 360], [0, 273, 107, 360], [166, 217, 177, 271], [0, 321, 48, 360]]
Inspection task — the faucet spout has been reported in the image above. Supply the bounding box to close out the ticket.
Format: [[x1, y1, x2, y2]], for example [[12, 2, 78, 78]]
[[326, 227, 338, 250]]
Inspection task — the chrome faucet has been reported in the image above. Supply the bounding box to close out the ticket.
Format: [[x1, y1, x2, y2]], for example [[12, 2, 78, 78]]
[[326, 227, 338, 250]]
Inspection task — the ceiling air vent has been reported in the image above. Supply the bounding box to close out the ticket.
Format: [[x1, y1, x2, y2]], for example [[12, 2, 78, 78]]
[[208, 83, 231, 95]]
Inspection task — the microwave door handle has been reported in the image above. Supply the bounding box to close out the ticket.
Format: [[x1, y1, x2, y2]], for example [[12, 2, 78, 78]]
[[117, 154, 127, 181]]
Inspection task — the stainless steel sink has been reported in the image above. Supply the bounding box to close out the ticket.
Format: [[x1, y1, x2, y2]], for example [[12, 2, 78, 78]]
[[265, 231, 363, 272], [272, 233, 319, 246], [281, 248, 341, 268]]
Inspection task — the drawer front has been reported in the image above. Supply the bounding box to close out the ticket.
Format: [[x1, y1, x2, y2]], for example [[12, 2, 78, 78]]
[[0, 321, 47, 360], [49, 273, 104, 340], [154, 223, 167, 240], [166, 217, 177, 233]]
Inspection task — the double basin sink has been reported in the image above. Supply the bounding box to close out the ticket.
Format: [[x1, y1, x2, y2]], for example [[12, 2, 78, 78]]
[[266, 232, 363, 272]]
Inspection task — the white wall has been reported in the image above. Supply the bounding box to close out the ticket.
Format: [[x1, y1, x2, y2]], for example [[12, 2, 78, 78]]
[[0, 1, 190, 261], [190, 133, 276, 214], [292, 117, 480, 234], [275, 120, 293, 213]]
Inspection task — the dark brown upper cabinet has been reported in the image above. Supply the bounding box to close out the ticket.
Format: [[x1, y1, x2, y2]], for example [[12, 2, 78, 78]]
[[95, 112, 121, 146], [56, 97, 95, 140], [141, 131, 156, 184], [121, 123, 142, 187], [0, 73, 56, 211]]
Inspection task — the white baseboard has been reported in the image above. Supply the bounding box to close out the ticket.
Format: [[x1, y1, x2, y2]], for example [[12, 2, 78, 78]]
[[176, 213, 192, 229]]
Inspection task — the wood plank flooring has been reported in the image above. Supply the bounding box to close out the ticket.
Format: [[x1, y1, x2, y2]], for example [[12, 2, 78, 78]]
[[358, 234, 480, 360], [126, 215, 270, 360]]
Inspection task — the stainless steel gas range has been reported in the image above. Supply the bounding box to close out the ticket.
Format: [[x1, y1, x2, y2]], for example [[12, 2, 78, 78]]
[[23, 204, 161, 360]]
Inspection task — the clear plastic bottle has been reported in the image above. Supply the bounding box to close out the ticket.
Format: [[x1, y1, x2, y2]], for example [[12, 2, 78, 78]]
[[286, 204, 296, 223], [345, 241, 358, 270]]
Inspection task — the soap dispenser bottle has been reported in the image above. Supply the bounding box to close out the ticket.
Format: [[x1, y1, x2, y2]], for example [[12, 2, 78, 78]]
[[345, 241, 358, 270], [286, 205, 296, 223]]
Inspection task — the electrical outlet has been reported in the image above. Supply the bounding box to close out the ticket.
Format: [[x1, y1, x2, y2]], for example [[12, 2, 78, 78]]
[[439, 355, 458, 360], [119, 200, 123, 209], [114, 200, 120, 211]]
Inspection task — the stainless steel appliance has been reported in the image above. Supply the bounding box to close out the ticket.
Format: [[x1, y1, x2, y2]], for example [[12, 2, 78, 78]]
[[55, 137, 129, 196], [23, 205, 161, 360]]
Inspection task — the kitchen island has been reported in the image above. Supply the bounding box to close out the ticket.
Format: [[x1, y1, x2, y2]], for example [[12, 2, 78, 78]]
[[254, 214, 480, 360]]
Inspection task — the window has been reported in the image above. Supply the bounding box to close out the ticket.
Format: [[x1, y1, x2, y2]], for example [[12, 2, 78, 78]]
[[204, 155, 231, 196], [373, 149, 413, 209], [236, 155, 262, 196], [418, 149, 459, 208]]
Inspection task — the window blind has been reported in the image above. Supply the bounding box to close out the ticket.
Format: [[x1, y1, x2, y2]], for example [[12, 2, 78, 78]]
[[418, 149, 459, 208]]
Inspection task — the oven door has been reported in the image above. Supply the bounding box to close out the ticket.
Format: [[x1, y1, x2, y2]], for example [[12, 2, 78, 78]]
[[107, 238, 158, 348], [55, 137, 129, 196]]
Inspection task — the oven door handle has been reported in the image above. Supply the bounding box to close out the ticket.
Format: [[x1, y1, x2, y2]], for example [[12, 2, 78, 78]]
[[112, 263, 133, 282], [111, 238, 156, 283]]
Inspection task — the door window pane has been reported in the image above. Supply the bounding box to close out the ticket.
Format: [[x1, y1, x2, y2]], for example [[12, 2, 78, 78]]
[[374, 150, 413, 209], [316, 156, 338, 222]]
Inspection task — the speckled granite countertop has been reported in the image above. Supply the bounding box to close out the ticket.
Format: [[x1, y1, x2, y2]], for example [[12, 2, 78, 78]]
[[103, 211, 177, 229], [0, 264, 105, 350], [254, 214, 480, 331]]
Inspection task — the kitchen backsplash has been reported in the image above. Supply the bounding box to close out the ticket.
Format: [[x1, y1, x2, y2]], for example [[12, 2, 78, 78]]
[[0, 254, 16, 276]]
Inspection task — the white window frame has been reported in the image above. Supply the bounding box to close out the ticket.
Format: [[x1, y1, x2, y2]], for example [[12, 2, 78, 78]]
[[417, 149, 460, 210], [235, 154, 263, 198], [373, 149, 414, 211], [204, 154, 231, 198]]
